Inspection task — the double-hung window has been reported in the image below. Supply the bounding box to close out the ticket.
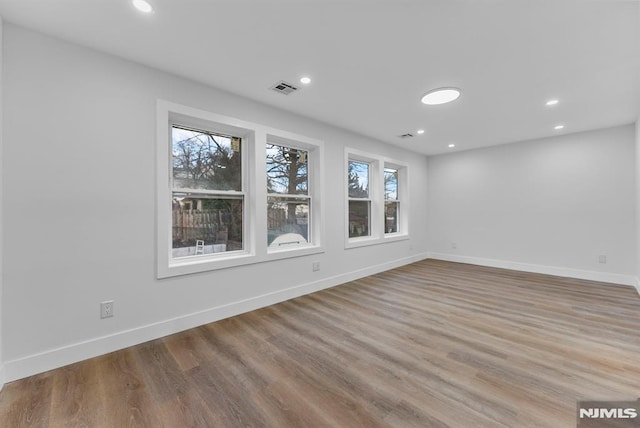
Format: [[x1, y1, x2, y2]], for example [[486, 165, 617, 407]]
[[345, 148, 409, 248], [384, 166, 399, 234], [171, 125, 245, 258], [157, 100, 324, 278], [347, 160, 371, 238], [266, 143, 311, 249]]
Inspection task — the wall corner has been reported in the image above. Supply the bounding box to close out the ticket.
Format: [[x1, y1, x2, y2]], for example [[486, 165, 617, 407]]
[[0, 14, 5, 392], [636, 117, 640, 291]]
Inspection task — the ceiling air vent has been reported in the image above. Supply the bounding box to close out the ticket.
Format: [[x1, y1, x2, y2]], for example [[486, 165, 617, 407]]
[[398, 133, 414, 139], [270, 81, 298, 95]]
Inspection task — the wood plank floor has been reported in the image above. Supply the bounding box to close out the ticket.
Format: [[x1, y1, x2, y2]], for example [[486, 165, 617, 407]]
[[1, 259, 639, 427]]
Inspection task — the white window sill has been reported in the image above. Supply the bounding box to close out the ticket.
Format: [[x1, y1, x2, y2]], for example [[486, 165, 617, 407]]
[[267, 244, 325, 261], [161, 251, 255, 278], [345, 233, 409, 249], [384, 233, 409, 243], [159, 245, 326, 278]]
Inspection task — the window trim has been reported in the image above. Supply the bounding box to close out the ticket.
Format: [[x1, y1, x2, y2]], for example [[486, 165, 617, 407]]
[[266, 142, 311, 251], [157, 100, 325, 278], [383, 167, 399, 235], [344, 148, 409, 249], [383, 162, 406, 238], [347, 158, 374, 240], [266, 133, 322, 255], [157, 102, 257, 278]]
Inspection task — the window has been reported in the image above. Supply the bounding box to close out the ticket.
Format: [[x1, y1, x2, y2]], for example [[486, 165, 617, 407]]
[[384, 167, 399, 234], [348, 160, 371, 238], [157, 100, 324, 278], [345, 148, 408, 248], [267, 143, 311, 248], [171, 125, 245, 258]]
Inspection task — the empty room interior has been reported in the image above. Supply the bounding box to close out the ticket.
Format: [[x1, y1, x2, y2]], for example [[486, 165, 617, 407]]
[[0, 0, 639, 426]]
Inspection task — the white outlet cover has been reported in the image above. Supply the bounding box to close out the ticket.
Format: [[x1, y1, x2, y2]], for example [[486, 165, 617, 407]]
[[101, 301, 114, 318]]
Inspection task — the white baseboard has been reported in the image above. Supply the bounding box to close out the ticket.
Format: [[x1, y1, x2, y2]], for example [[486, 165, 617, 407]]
[[428, 252, 639, 289], [0, 363, 5, 392], [4, 252, 429, 383]]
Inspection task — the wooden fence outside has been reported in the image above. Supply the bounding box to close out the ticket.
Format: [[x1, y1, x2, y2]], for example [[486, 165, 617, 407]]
[[172, 209, 230, 248]]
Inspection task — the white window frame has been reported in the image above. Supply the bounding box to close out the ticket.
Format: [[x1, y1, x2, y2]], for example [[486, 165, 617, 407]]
[[170, 124, 247, 257], [266, 134, 319, 254], [157, 100, 325, 278], [346, 155, 378, 243], [158, 102, 256, 277], [345, 148, 409, 249], [383, 162, 406, 238]]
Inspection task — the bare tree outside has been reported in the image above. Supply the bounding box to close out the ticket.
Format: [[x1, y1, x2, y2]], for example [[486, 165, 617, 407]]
[[172, 126, 241, 191], [348, 161, 368, 198], [384, 167, 399, 233], [266, 144, 309, 246], [171, 126, 244, 256], [348, 160, 370, 237]]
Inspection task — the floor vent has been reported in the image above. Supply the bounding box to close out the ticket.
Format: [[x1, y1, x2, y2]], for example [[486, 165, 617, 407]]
[[270, 81, 298, 95]]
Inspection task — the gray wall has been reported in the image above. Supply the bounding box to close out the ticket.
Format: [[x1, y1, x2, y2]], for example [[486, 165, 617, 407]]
[[427, 125, 636, 283], [2, 24, 429, 380]]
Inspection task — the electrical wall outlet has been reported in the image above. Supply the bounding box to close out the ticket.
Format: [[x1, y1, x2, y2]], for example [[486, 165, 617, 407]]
[[451, 242, 457, 249], [100, 300, 114, 318], [598, 255, 607, 264], [312, 262, 320, 272]]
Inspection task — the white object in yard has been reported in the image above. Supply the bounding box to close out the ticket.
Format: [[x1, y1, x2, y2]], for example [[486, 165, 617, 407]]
[[269, 233, 307, 248]]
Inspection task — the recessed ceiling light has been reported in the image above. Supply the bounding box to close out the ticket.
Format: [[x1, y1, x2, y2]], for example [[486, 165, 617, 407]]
[[417, 129, 425, 134], [546, 99, 559, 106], [300, 77, 311, 85], [421, 87, 461, 105], [132, 0, 153, 13], [448, 143, 456, 148], [554, 124, 564, 130]]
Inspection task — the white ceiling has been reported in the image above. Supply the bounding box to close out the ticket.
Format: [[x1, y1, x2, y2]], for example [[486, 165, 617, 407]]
[[0, 0, 638, 155]]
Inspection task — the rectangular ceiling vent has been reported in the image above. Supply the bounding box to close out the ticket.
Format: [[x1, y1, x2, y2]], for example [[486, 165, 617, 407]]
[[270, 81, 298, 95], [398, 133, 414, 139]]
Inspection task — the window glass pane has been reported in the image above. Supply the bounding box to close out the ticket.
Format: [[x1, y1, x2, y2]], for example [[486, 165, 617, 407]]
[[266, 144, 308, 195], [348, 200, 370, 237], [385, 201, 399, 234], [348, 161, 369, 198], [267, 197, 309, 247], [384, 168, 398, 200], [172, 194, 243, 258], [172, 126, 242, 191]]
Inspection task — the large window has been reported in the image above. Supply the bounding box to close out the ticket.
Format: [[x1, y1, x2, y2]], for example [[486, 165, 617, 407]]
[[345, 148, 408, 248], [157, 100, 324, 278], [171, 125, 244, 258], [348, 160, 371, 238]]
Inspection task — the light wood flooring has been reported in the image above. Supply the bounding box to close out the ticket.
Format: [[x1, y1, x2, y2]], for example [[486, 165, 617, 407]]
[[1, 259, 639, 427]]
